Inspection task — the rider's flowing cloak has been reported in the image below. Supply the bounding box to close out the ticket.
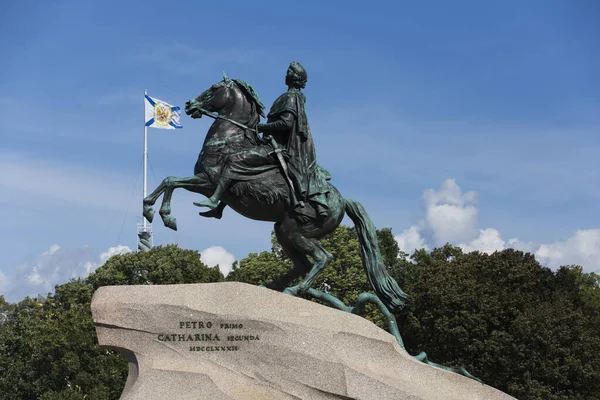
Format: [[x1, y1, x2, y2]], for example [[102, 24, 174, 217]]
[[267, 91, 331, 209]]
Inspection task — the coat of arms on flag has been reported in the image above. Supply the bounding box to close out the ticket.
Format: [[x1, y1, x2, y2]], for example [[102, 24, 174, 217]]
[[145, 94, 182, 129]]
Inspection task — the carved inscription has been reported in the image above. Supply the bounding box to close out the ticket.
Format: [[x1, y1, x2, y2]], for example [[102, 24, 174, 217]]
[[157, 321, 260, 352]]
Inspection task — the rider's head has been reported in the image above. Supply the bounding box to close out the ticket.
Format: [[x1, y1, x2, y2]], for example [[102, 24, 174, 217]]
[[285, 61, 307, 89]]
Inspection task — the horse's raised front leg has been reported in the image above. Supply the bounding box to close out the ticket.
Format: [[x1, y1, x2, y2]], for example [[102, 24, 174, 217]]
[[143, 179, 170, 223], [145, 175, 212, 231]]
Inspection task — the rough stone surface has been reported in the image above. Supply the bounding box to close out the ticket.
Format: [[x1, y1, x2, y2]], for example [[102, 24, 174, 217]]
[[91, 282, 516, 400]]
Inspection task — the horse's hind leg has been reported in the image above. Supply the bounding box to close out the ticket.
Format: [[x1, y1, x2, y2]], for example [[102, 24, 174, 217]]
[[265, 222, 313, 291], [278, 222, 334, 296], [294, 239, 333, 293], [157, 175, 212, 231]]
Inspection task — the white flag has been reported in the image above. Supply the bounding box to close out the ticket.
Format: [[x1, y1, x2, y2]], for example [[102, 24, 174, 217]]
[[144, 94, 182, 129]]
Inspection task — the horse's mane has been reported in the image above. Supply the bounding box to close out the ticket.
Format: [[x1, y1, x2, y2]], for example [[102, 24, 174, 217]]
[[233, 79, 266, 119]]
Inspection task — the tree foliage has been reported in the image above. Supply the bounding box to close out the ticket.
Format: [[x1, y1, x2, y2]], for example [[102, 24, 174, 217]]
[[226, 251, 291, 286], [393, 245, 600, 400], [87, 244, 223, 288]]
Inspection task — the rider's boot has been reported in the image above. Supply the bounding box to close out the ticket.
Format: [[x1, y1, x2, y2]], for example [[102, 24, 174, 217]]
[[199, 201, 226, 219], [194, 178, 233, 210]]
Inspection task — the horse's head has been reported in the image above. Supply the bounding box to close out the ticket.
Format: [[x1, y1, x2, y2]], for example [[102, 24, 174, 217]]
[[185, 72, 265, 125]]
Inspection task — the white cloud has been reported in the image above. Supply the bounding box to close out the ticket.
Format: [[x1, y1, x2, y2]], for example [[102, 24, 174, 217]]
[[83, 245, 132, 276], [44, 244, 61, 256], [4, 244, 132, 302], [506, 238, 541, 255], [201, 246, 236, 276], [395, 179, 600, 273], [99, 245, 131, 265], [395, 225, 428, 254], [535, 229, 600, 270], [423, 179, 480, 246], [459, 228, 505, 254]]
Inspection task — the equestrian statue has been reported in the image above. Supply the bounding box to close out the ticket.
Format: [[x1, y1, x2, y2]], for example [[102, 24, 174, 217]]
[[142, 61, 408, 312]]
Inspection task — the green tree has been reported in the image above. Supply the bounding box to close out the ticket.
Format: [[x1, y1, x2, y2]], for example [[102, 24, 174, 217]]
[[393, 245, 600, 400], [226, 245, 292, 286], [2, 281, 128, 400], [87, 244, 224, 289]]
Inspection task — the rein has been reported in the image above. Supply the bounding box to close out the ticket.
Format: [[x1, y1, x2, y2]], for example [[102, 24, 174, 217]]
[[198, 107, 258, 134]]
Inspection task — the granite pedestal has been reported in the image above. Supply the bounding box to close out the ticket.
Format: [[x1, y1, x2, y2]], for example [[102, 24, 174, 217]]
[[92, 282, 515, 400]]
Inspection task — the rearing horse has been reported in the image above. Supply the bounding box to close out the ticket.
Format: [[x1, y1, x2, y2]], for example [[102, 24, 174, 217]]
[[143, 73, 408, 312]]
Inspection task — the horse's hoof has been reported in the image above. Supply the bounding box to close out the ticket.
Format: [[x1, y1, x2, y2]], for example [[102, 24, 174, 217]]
[[143, 205, 155, 223], [283, 285, 301, 296], [161, 215, 178, 231]]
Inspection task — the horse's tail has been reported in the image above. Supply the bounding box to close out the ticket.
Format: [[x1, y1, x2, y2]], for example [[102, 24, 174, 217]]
[[344, 198, 409, 312]]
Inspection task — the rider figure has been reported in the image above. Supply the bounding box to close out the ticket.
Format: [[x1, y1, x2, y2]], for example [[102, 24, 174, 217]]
[[194, 61, 330, 219]]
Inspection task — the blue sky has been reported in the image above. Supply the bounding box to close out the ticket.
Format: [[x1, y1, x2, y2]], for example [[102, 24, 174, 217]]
[[1, 0, 599, 301]]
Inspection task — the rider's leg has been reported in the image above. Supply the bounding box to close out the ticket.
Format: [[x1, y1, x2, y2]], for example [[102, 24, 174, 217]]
[[194, 152, 240, 210], [194, 178, 233, 210]]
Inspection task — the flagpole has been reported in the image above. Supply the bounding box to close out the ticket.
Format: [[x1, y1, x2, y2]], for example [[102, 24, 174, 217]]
[[138, 89, 152, 252], [143, 89, 148, 229]]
